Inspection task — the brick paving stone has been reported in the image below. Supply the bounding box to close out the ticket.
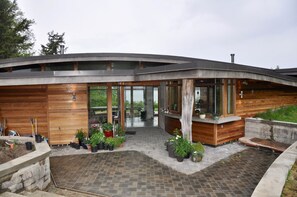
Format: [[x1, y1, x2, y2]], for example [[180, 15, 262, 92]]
[[51, 148, 278, 197]]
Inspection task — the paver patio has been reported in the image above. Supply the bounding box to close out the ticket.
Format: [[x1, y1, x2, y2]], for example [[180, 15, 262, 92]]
[[50, 148, 278, 197], [50, 127, 247, 174]]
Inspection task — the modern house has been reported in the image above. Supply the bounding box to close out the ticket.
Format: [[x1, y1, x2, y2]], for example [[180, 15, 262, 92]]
[[0, 53, 296, 146]]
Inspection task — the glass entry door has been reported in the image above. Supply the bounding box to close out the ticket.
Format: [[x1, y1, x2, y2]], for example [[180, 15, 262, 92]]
[[124, 86, 158, 128]]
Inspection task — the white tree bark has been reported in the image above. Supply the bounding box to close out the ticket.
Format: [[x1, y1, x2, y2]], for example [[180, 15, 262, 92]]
[[180, 79, 194, 142]]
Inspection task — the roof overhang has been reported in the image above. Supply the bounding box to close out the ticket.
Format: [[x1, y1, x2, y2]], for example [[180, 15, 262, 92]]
[[0, 53, 296, 87]]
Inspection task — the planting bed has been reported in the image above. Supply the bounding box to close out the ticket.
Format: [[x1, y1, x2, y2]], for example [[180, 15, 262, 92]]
[[0, 140, 33, 164]]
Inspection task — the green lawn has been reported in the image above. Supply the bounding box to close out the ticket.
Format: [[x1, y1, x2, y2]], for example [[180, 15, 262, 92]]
[[255, 105, 297, 123]]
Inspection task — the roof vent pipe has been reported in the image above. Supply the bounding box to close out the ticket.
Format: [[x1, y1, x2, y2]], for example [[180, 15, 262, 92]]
[[60, 45, 65, 54], [230, 53, 235, 63]]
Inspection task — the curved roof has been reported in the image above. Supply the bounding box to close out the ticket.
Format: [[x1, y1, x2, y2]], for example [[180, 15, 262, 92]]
[[0, 53, 296, 87]]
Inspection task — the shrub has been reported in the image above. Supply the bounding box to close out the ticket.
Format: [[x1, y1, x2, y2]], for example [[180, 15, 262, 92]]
[[75, 129, 86, 141]]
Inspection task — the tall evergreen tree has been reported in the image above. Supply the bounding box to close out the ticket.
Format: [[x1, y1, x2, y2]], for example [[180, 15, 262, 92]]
[[0, 0, 35, 59], [40, 31, 67, 55]]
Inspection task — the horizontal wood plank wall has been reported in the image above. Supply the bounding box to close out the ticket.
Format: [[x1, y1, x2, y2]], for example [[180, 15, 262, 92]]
[[216, 120, 244, 145], [192, 121, 216, 145], [48, 84, 88, 145], [0, 85, 48, 137], [165, 116, 181, 135], [236, 80, 297, 117]]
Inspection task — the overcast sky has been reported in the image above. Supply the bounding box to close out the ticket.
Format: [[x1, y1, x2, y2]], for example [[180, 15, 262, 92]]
[[17, 0, 297, 69]]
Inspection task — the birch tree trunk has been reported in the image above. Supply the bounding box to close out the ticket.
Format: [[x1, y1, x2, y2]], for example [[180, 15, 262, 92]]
[[180, 79, 194, 142]]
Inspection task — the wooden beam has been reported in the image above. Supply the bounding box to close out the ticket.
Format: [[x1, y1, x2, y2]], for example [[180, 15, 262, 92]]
[[107, 83, 112, 123], [119, 81, 161, 86], [120, 86, 125, 129], [180, 79, 194, 142]]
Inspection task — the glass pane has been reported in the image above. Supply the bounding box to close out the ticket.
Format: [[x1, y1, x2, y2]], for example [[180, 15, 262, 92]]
[[169, 86, 179, 111], [89, 86, 107, 124], [112, 62, 137, 70], [78, 62, 107, 70], [194, 79, 222, 115], [112, 86, 119, 118], [227, 79, 234, 114]]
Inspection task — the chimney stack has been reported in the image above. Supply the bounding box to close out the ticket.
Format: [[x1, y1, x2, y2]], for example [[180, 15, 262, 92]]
[[60, 45, 65, 54], [230, 54, 235, 63]]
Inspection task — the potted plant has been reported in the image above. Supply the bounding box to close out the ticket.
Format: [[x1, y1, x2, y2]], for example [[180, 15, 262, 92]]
[[102, 122, 113, 138], [25, 141, 33, 150], [191, 151, 204, 162], [113, 137, 125, 148], [166, 136, 177, 158], [191, 142, 205, 162], [199, 112, 206, 119], [212, 113, 220, 121], [184, 140, 194, 159], [96, 132, 105, 150], [174, 139, 188, 162], [75, 128, 86, 146], [90, 132, 100, 152], [84, 138, 91, 151], [105, 137, 115, 151]]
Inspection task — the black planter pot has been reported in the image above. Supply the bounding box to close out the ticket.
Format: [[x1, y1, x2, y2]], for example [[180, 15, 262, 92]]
[[109, 144, 114, 151], [168, 143, 176, 158], [91, 146, 98, 152], [98, 141, 104, 150], [35, 135, 43, 143], [165, 141, 168, 151], [176, 156, 184, 162], [78, 139, 82, 146], [25, 142, 33, 150], [184, 152, 191, 159], [73, 143, 80, 149], [105, 144, 109, 150], [81, 143, 88, 149]]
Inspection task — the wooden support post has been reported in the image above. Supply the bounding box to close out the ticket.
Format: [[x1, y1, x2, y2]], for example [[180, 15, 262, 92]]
[[120, 86, 125, 129], [130, 86, 134, 118], [107, 83, 113, 123], [180, 79, 194, 142]]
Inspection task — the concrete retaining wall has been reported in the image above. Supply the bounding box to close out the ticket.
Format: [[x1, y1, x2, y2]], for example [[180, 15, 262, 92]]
[[1, 157, 50, 192], [252, 141, 297, 197], [245, 118, 297, 144], [0, 137, 51, 193]]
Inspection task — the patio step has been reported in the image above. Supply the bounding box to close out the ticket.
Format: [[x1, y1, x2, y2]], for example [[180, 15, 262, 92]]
[[239, 137, 290, 152]]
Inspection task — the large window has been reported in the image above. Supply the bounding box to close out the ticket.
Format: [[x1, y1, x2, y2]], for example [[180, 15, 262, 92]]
[[194, 79, 223, 115], [167, 81, 181, 113], [194, 79, 236, 117]]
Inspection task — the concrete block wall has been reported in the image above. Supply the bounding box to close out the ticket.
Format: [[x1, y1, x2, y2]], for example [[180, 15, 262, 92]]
[[245, 118, 297, 144], [1, 157, 50, 193]]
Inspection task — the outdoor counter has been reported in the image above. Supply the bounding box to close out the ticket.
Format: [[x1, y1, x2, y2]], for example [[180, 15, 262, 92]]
[[163, 113, 244, 146]]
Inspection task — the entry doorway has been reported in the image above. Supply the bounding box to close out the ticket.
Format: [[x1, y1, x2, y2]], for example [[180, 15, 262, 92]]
[[124, 86, 158, 128]]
